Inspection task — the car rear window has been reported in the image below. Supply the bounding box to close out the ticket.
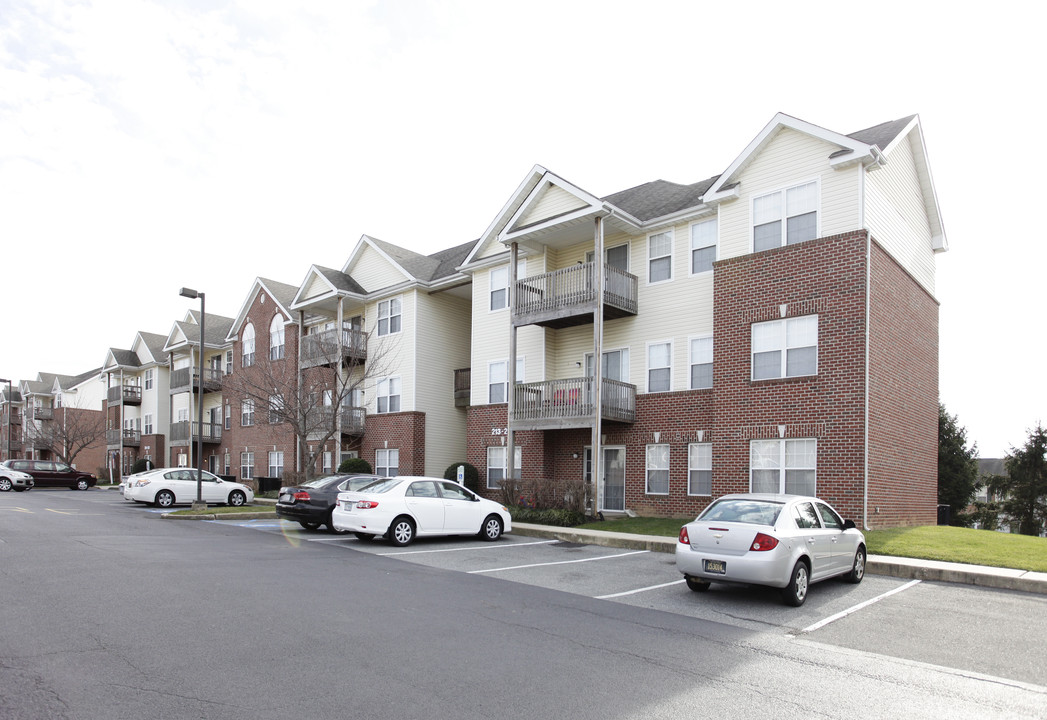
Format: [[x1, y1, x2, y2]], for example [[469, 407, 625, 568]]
[[358, 478, 402, 494], [698, 499, 783, 526]]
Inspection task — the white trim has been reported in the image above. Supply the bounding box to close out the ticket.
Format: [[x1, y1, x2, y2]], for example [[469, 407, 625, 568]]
[[645, 443, 670, 496], [749, 177, 821, 253], [751, 315, 819, 381], [646, 228, 674, 285], [688, 334, 714, 390], [645, 339, 673, 393], [376, 296, 403, 337], [687, 442, 712, 496], [688, 216, 718, 276]]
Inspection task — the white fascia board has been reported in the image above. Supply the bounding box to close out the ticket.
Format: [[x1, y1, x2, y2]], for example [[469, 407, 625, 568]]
[[226, 278, 263, 341], [500, 204, 602, 244], [499, 172, 605, 244], [637, 202, 715, 232], [902, 118, 948, 252], [464, 165, 548, 266], [290, 265, 342, 310], [342, 235, 414, 284]]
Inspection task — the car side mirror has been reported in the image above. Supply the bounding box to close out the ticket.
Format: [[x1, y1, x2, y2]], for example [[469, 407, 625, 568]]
[[843, 519, 856, 530]]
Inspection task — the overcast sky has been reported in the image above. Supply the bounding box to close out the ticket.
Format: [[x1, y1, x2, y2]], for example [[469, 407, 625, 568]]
[[0, 0, 1041, 458]]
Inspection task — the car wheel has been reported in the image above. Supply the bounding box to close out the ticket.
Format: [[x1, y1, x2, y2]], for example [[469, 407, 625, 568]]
[[0, 478, 11, 492], [298, 521, 322, 531], [75, 479, 90, 491], [685, 575, 711, 592], [228, 490, 247, 507], [387, 516, 415, 546], [782, 560, 810, 607], [155, 490, 175, 509], [354, 532, 375, 542], [479, 514, 503, 541], [845, 546, 867, 584]]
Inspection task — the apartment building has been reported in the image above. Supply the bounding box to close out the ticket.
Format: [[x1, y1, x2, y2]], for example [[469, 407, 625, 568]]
[[15, 370, 106, 473], [1, 385, 23, 462], [101, 331, 171, 476], [459, 113, 945, 528]]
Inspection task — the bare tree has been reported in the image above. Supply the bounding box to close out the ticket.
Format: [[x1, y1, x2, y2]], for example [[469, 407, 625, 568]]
[[226, 327, 395, 480], [34, 404, 107, 466]]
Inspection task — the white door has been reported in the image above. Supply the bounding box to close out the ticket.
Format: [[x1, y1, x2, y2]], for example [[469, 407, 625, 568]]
[[403, 480, 444, 533], [586, 446, 626, 512]]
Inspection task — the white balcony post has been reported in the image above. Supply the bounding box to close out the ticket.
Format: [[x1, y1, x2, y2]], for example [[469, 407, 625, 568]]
[[507, 242, 518, 485], [592, 216, 604, 514]]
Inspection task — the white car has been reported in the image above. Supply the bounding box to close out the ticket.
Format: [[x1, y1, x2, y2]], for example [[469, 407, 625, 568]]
[[332, 476, 511, 546], [0, 463, 34, 492], [126, 468, 254, 509], [676, 493, 866, 606]]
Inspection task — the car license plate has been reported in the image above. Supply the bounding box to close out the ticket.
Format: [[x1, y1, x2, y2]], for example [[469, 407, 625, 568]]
[[279, 494, 292, 503], [703, 559, 726, 575]]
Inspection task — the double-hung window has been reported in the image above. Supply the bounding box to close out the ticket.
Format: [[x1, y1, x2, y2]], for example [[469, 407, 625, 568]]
[[490, 266, 509, 311], [486, 446, 522, 490], [144, 369, 153, 390], [690, 218, 717, 274], [753, 181, 818, 251], [242, 324, 255, 368], [645, 444, 670, 494], [241, 399, 255, 426], [750, 439, 816, 495], [269, 394, 283, 424], [376, 448, 399, 477], [240, 452, 254, 480], [688, 443, 712, 495], [144, 414, 153, 435], [647, 341, 672, 393], [648, 230, 673, 283], [752, 315, 818, 380], [689, 336, 713, 389], [488, 357, 524, 404], [224, 403, 231, 430], [269, 316, 285, 360], [268, 451, 284, 478], [377, 298, 402, 337], [377, 377, 401, 413]]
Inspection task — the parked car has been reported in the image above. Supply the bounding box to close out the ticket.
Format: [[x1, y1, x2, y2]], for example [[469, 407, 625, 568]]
[[0, 463, 35, 492], [3, 459, 96, 490], [276, 474, 383, 532], [676, 493, 866, 607], [332, 476, 511, 546], [125, 468, 254, 508]]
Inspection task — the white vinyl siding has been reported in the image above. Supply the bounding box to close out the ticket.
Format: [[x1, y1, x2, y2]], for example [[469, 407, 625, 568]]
[[517, 183, 588, 227]]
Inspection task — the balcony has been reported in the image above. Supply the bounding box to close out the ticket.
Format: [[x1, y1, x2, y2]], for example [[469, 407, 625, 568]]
[[169, 367, 223, 394], [33, 407, 54, 421], [454, 368, 470, 407], [5, 411, 21, 425], [509, 377, 636, 431], [512, 262, 638, 329], [107, 429, 141, 447], [307, 406, 367, 437], [301, 325, 367, 369], [107, 385, 143, 405], [169, 421, 223, 446]]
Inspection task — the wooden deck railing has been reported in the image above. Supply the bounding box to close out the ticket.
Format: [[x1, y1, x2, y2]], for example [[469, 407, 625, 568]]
[[512, 262, 638, 327], [509, 377, 636, 430]]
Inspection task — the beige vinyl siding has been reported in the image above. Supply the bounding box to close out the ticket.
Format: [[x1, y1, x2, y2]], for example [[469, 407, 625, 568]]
[[515, 184, 588, 229], [718, 127, 861, 259], [365, 290, 413, 414], [864, 134, 936, 294], [299, 273, 333, 303], [475, 236, 512, 261], [350, 243, 410, 291], [414, 291, 471, 475]]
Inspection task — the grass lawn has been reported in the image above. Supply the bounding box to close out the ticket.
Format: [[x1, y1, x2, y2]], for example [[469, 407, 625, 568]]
[[575, 516, 1047, 572], [167, 505, 273, 516]]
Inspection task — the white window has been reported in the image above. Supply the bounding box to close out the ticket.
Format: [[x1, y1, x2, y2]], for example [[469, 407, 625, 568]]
[[377, 297, 402, 337], [144, 414, 153, 435], [269, 394, 283, 424], [376, 377, 401, 413], [688, 443, 712, 495], [486, 446, 522, 490], [269, 316, 285, 360], [242, 323, 255, 368], [224, 403, 231, 430], [585, 348, 629, 382], [178, 453, 188, 468], [144, 369, 153, 390], [753, 181, 818, 251], [750, 439, 817, 495], [487, 357, 524, 404], [224, 452, 230, 475], [225, 350, 233, 375], [322, 451, 332, 474], [690, 218, 717, 274], [268, 451, 284, 478], [490, 266, 509, 311], [241, 399, 255, 426], [177, 408, 189, 423], [376, 448, 399, 477], [647, 341, 672, 393], [240, 452, 254, 480], [648, 230, 673, 283], [645, 444, 670, 494], [752, 315, 818, 380], [689, 336, 713, 390]]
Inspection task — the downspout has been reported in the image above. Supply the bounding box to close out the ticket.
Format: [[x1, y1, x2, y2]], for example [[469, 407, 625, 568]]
[[861, 163, 872, 530]]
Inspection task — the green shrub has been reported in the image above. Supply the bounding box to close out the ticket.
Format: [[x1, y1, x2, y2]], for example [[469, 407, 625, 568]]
[[509, 506, 587, 527], [443, 462, 480, 493], [132, 458, 158, 475], [339, 457, 373, 474]]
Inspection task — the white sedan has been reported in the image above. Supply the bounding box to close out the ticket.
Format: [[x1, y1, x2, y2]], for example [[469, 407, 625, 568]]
[[676, 493, 866, 606], [126, 468, 254, 508], [332, 476, 511, 546]]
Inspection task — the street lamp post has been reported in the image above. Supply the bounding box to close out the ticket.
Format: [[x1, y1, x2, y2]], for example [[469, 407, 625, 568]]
[[0, 378, 11, 463], [179, 288, 207, 511]]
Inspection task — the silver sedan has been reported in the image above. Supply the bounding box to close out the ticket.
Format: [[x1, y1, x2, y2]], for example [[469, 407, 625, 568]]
[[675, 493, 866, 606]]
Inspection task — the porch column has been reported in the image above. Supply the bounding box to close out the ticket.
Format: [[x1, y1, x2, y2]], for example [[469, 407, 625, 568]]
[[591, 216, 604, 515], [507, 243, 518, 486]]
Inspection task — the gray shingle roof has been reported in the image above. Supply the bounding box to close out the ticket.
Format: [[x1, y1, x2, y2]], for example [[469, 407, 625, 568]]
[[315, 266, 367, 295], [139, 332, 169, 361], [259, 278, 300, 309], [109, 349, 141, 369], [847, 115, 917, 149], [181, 312, 235, 347], [603, 176, 720, 222]]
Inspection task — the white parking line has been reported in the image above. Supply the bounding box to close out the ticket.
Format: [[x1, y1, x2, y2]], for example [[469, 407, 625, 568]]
[[379, 540, 558, 556], [799, 579, 922, 634], [595, 578, 686, 599], [468, 550, 649, 574]]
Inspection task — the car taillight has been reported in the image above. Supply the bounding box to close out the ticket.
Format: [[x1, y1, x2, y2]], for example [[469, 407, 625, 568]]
[[135, 480, 150, 487], [678, 527, 690, 544], [293, 491, 310, 501], [749, 532, 779, 552], [356, 500, 379, 509]]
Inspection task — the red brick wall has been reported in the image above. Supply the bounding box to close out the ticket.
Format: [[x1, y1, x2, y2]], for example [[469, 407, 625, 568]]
[[866, 239, 939, 527], [363, 411, 426, 476]]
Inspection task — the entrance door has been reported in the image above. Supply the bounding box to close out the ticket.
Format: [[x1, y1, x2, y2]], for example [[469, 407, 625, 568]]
[[585, 446, 626, 512]]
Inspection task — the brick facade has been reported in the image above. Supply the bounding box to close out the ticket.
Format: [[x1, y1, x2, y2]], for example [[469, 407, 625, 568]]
[[363, 411, 427, 476]]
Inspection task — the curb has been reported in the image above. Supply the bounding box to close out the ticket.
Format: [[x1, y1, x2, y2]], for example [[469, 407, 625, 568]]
[[162, 510, 278, 521]]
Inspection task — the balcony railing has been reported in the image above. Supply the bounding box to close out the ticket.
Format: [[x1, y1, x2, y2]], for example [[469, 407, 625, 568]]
[[509, 377, 636, 431], [170, 420, 223, 446], [307, 406, 367, 436], [169, 367, 223, 394], [301, 325, 367, 369], [454, 368, 470, 407], [512, 262, 638, 329], [5, 411, 21, 425], [107, 429, 141, 447], [107, 385, 143, 405], [33, 407, 54, 421]]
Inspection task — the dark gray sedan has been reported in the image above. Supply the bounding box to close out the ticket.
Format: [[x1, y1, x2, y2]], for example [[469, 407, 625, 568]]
[[276, 474, 383, 532]]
